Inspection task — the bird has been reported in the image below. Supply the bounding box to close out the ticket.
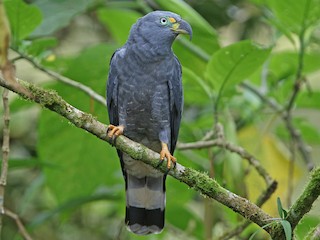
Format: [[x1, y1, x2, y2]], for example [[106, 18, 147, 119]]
[[106, 10, 192, 235]]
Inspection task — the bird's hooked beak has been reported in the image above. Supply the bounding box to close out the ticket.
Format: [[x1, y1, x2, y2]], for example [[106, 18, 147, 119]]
[[170, 19, 193, 40]]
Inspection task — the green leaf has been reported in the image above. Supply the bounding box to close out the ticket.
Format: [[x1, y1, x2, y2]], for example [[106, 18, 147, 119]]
[[30, 191, 120, 227], [97, 8, 142, 45], [280, 220, 292, 240], [173, 41, 208, 78], [21, 37, 57, 59], [166, 178, 203, 237], [267, 0, 320, 34], [248, 221, 275, 240], [297, 91, 320, 109], [39, 107, 120, 203], [62, 43, 117, 97], [38, 45, 121, 203], [153, 0, 220, 54], [4, 0, 42, 42], [32, 0, 93, 36], [277, 197, 284, 218], [205, 40, 271, 96], [0, 158, 53, 169], [182, 66, 212, 105]]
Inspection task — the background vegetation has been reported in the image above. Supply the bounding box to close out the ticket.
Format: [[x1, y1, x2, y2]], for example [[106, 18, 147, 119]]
[[0, 0, 320, 239]]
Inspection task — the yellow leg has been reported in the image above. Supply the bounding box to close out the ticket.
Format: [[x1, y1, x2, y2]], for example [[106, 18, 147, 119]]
[[160, 142, 176, 169], [107, 124, 124, 138]]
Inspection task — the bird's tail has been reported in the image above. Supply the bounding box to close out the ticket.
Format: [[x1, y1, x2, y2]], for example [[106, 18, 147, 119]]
[[125, 174, 165, 235]]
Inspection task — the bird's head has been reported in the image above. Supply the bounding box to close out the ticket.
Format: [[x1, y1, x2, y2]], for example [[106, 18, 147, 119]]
[[128, 11, 192, 49]]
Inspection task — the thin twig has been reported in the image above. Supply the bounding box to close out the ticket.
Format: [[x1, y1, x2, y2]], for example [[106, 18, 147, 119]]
[[3, 208, 33, 240], [1, 74, 318, 239], [0, 76, 278, 234], [284, 9, 310, 205], [240, 82, 313, 170], [178, 138, 274, 186], [219, 179, 278, 240], [12, 49, 106, 106], [271, 167, 320, 239], [0, 87, 10, 236]]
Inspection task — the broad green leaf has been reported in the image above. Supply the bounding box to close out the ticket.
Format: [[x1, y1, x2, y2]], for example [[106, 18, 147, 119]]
[[30, 192, 120, 226], [32, 0, 93, 36], [4, 0, 42, 42], [267, 0, 320, 34], [268, 52, 320, 81], [280, 220, 292, 240], [296, 216, 320, 239], [277, 197, 284, 218], [62, 43, 116, 97], [154, 0, 220, 54], [173, 41, 208, 77], [167, 178, 204, 238], [39, 107, 120, 203], [97, 8, 142, 45], [297, 91, 320, 109], [38, 45, 121, 203], [221, 110, 245, 194], [206, 40, 271, 95], [182, 66, 212, 105], [21, 37, 57, 60], [0, 158, 53, 169]]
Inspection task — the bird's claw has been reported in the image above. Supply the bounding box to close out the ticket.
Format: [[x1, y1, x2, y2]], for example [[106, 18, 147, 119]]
[[158, 143, 176, 173], [107, 125, 124, 145]]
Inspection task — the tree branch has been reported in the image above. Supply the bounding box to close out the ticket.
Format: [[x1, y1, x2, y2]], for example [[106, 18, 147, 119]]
[[3, 208, 33, 240], [178, 138, 274, 186], [12, 49, 106, 106], [240, 82, 313, 170], [1, 76, 319, 239], [270, 167, 320, 239], [0, 75, 278, 234]]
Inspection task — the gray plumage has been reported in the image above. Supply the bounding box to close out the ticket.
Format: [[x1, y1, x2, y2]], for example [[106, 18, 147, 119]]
[[106, 11, 192, 235]]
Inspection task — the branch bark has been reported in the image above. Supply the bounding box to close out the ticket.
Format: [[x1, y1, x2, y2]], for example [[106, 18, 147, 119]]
[[240, 82, 313, 170], [0, 76, 277, 233], [3, 208, 33, 240], [1, 76, 319, 239], [271, 167, 320, 239], [11, 49, 106, 106]]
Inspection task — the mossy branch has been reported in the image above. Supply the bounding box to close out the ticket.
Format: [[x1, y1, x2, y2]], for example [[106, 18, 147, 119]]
[[271, 167, 320, 239], [0, 76, 276, 231], [1, 76, 319, 239]]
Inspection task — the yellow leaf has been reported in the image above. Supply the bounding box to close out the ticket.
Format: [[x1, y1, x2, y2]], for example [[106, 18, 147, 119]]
[[238, 125, 304, 216]]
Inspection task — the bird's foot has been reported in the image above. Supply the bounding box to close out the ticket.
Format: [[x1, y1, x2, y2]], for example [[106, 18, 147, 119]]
[[158, 142, 176, 173], [107, 125, 124, 145]]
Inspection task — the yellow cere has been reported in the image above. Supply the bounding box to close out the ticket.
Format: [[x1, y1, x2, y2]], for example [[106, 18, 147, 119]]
[[168, 17, 176, 23], [171, 22, 180, 30]]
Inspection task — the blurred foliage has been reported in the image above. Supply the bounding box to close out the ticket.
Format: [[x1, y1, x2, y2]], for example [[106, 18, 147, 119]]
[[1, 0, 320, 239]]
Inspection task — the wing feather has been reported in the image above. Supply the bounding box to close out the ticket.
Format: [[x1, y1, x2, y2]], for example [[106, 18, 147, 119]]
[[169, 56, 183, 154], [106, 49, 120, 126]]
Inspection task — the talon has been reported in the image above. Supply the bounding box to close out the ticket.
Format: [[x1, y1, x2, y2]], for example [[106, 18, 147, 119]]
[[160, 142, 177, 170], [107, 125, 124, 138]]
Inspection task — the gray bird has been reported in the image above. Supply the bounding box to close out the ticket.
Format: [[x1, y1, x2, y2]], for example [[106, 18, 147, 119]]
[[106, 10, 192, 235]]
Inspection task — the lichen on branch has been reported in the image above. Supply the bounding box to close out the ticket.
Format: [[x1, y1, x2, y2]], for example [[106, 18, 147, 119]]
[[0, 76, 319, 239]]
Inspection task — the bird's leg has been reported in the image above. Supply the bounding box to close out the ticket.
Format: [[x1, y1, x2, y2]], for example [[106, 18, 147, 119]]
[[159, 142, 176, 170], [107, 125, 124, 144]]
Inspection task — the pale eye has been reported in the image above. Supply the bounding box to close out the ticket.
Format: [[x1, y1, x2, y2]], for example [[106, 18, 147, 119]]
[[160, 17, 167, 25]]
